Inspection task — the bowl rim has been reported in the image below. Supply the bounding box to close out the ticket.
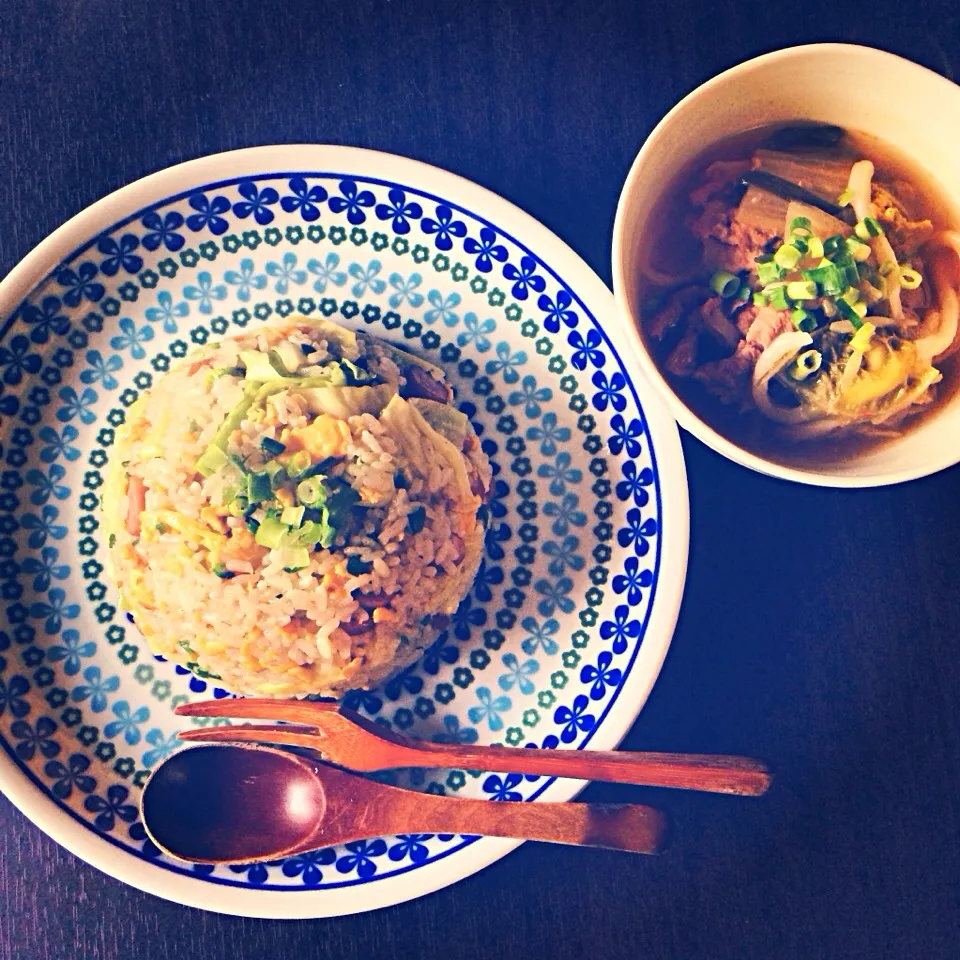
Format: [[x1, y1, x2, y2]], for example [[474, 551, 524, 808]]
[[611, 42, 960, 488]]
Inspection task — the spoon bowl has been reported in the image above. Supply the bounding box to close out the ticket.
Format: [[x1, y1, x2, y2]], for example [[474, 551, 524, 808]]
[[140, 744, 669, 863]]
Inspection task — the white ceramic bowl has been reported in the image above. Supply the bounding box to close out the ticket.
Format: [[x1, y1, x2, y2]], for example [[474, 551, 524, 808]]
[[612, 43, 960, 487]]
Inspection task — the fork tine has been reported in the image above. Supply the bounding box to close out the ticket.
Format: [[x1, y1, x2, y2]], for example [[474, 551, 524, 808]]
[[174, 698, 340, 724], [177, 724, 327, 753]]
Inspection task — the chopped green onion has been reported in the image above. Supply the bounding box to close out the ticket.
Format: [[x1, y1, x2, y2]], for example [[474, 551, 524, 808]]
[[790, 308, 818, 333], [286, 450, 313, 478], [837, 188, 854, 207], [227, 496, 249, 518], [773, 244, 803, 270], [736, 282, 751, 302], [710, 271, 741, 298], [407, 505, 427, 534], [786, 281, 818, 301], [899, 267, 923, 289], [789, 349, 822, 380], [840, 287, 861, 306], [842, 264, 861, 288], [196, 445, 228, 478], [855, 217, 884, 240], [260, 436, 286, 457], [845, 236, 872, 262], [849, 321, 876, 353], [281, 505, 305, 527], [823, 234, 844, 257], [789, 215, 812, 236], [754, 253, 775, 264], [752, 292, 769, 307], [212, 563, 235, 579], [297, 477, 326, 506], [756, 260, 782, 285], [791, 236, 809, 255], [836, 298, 864, 329], [767, 285, 791, 310], [254, 516, 288, 549], [852, 300, 868, 318], [247, 471, 272, 503], [293, 520, 327, 547], [801, 263, 843, 296], [806, 236, 824, 260], [346, 556, 374, 576], [261, 460, 287, 491]]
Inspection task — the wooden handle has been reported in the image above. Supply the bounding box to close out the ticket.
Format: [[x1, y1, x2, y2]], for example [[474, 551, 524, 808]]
[[386, 742, 771, 797], [333, 791, 669, 855]]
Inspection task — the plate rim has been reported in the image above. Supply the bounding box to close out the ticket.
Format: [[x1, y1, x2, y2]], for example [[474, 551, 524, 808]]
[[0, 143, 689, 918]]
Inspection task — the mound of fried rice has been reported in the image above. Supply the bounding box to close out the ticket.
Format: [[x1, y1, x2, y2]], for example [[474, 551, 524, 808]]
[[102, 318, 491, 697]]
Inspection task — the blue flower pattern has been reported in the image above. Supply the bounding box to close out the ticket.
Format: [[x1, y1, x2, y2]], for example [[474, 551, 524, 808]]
[[387, 271, 422, 307], [71, 666, 120, 713], [97, 234, 143, 277], [144, 291, 190, 332], [280, 177, 328, 221], [79, 350, 122, 390], [109, 317, 154, 358], [233, 181, 279, 225], [266, 253, 308, 294], [503, 256, 546, 300], [224, 258, 268, 302], [183, 271, 227, 315], [457, 312, 495, 351], [467, 686, 512, 732], [526, 412, 570, 457], [508, 375, 552, 418], [498, 653, 539, 695], [348, 260, 386, 298], [47, 627, 94, 675], [424, 289, 461, 326], [307, 253, 347, 292], [421, 205, 467, 250], [328, 180, 375, 225], [464, 227, 508, 273], [141, 211, 184, 252], [374, 189, 422, 234], [186, 193, 231, 235], [103, 700, 150, 746]]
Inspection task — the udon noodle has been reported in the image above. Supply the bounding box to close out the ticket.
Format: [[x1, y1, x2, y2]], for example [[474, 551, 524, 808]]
[[639, 124, 960, 443]]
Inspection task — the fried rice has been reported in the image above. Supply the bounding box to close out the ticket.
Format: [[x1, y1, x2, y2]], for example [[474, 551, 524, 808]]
[[101, 318, 492, 697]]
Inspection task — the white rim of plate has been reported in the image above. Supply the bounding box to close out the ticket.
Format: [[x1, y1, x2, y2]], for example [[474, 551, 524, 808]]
[[0, 145, 689, 918]]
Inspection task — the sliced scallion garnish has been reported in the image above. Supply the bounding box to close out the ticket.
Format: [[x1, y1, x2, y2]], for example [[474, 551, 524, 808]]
[[899, 267, 923, 289], [790, 308, 818, 333], [773, 244, 802, 270], [786, 281, 818, 301], [789, 349, 822, 380], [709, 271, 741, 298]]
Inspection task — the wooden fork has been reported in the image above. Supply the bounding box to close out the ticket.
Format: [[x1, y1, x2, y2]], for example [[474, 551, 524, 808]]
[[175, 699, 771, 796]]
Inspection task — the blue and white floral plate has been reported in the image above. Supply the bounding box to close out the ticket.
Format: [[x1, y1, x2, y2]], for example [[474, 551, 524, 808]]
[[0, 146, 688, 918]]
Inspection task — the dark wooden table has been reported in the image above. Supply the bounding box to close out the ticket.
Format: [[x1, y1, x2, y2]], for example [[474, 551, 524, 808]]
[[3, 2, 960, 957]]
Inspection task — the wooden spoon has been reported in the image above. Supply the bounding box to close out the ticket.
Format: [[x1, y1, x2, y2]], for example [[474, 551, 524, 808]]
[[140, 744, 668, 863]]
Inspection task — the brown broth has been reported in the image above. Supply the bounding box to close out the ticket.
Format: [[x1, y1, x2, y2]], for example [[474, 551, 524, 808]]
[[637, 123, 960, 468]]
